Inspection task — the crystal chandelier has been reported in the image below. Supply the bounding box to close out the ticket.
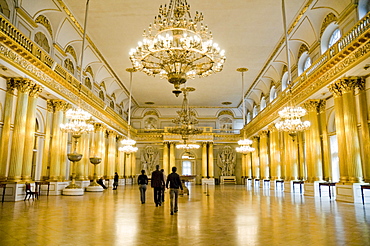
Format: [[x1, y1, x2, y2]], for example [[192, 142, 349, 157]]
[[60, 107, 94, 136], [236, 68, 254, 154], [275, 106, 310, 136], [129, 0, 226, 96], [275, 0, 310, 137], [168, 87, 203, 138], [119, 68, 138, 154]]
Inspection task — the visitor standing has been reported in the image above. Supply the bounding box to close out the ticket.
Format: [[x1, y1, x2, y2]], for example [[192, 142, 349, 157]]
[[151, 165, 164, 207], [113, 172, 119, 190], [137, 170, 148, 204], [166, 167, 183, 215]]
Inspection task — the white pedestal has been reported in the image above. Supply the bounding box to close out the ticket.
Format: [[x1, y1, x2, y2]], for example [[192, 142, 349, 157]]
[[220, 176, 236, 184], [263, 179, 270, 189], [62, 188, 84, 196], [336, 183, 370, 203], [272, 180, 284, 191], [85, 185, 104, 192], [253, 179, 260, 188], [202, 178, 215, 185], [75, 181, 90, 189]]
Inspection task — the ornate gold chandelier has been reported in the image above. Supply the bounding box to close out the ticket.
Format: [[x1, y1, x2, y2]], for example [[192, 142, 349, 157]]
[[129, 0, 226, 96], [119, 68, 138, 154], [60, 107, 94, 136], [168, 87, 203, 138], [235, 68, 254, 154], [275, 0, 310, 137], [275, 105, 310, 137]]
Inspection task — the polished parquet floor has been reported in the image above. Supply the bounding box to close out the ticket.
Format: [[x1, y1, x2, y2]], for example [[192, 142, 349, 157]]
[[0, 184, 370, 246]]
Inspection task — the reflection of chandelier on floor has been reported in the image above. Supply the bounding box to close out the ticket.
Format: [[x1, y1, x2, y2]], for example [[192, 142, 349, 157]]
[[129, 0, 226, 96], [275, 0, 310, 137], [235, 68, 255, 154], [119, 68, 138, 154]]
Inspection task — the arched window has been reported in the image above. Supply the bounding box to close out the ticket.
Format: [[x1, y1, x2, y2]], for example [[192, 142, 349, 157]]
[[34, 32, 50, 53], [219, 117, 233, 132], [281, 71, 289, 91], [99, 90, 105, 101], [270, 86, 277, 102], [260, 97, 266, 111], [358, 0, 370, 19], [298, 51, 311, 75], [253, 105, 258, 118], [328, 28, 341, 48], [110, 100, 115, 110], [85, 77, 92, 89], [64, 58, 75, 74], [0, 0, 10, 18]]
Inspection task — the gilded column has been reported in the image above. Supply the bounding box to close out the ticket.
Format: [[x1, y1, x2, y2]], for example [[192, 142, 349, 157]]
[[94, 123, 106, 177], [328, 82, 348, 182], [125, 153, 131, 178], [170, 142, 176, 169], [202, 142, 207, 178], [163, 142, 169, 174], [131, 152, 137, 177], [357, 77, 370, 182], [116, 136, 124, 178], [340, 78, 363, 182], [251, 136, 260, 179], [245, 153, 252, 178], [49, 100, 69, 181], [41, 101, 54, 180], [269, 125, 281, 180], [0, 78, 17, 180], [8, 79, 33, 182], [282, 132, 291, 181], [59, 109, 69, 181], [106, 130, 116, 179], [76, 133, 89, 180], [259, 130, 270, 180], [304, 100, 323, 181], [241, 152, 246, 178], [208, 142, 214, 178], [22, 84, 43, 181], [318, 100, 331, 181]]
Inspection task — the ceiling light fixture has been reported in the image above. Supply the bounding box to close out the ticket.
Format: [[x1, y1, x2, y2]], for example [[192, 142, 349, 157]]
[[275, 0, 310, 138], [129, 0, 226, 96], [236, 68, 255, 154], [119, 68, 138, 154]]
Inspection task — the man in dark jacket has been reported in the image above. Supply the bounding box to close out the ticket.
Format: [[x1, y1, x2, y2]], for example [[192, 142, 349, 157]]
[[166, 166, 183, 215], [151, 165, 164, 207]]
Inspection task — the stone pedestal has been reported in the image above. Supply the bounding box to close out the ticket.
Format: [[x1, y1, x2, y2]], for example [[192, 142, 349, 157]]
[[220, 176, 236, 184], [272, 180, 284, 191], [336, 183, 369, 203], [202, 178, 215, 185], [85, 185, 104, 192], [62, 187, 84, 196]]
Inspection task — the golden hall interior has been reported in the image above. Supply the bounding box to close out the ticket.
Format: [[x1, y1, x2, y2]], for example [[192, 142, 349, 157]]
[[0, 0, 370, 245]]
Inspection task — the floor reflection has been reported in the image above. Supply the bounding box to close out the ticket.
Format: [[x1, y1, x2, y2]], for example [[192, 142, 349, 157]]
[[0, 184, 369, 246]]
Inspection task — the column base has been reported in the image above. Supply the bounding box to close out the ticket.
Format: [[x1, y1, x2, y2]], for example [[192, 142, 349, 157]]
[[85, 185, 104, 192], [202, 178, 215, 185], [271, 180, 284, 191], [62, 187, 84, 196], [336, 183, 369, 203], [220, 176, 236, 184]]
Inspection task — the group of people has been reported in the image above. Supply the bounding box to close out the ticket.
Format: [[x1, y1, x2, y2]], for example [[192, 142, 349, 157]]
[[138, 165, 183, 215]]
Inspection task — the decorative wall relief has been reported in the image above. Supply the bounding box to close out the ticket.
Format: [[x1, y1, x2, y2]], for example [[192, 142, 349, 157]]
[[141, 145, 159, 175], [217, 146, 236, 176]]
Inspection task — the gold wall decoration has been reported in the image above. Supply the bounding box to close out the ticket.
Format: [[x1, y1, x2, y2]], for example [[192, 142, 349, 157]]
[[320, 13, 338, 38], [35, 15, 53, 37]]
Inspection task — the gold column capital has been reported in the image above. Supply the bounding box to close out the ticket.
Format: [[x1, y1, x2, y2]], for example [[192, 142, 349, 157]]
[[259, 130, 269, 137], [15, 78, 34, 94], [252, 135, 260, 141], [29, 84, 43, 98], [328, 82, 342, 97], [106, 130, 117, 137], [268, 124, 277, 132], [46, 100, 54, 112], [338, 77, 358, 94], [318, 100, 326, 113], [51, 99, 70, 112], [6, 77, 17, 93], [303, 99, 321, 112], [94, 123, 106, 132]]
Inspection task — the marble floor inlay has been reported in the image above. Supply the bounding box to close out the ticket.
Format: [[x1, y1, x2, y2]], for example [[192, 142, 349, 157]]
[[1, 184, 370, 246]]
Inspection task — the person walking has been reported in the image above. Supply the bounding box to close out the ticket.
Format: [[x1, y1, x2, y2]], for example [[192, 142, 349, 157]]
[[137, 170, 148, 204], [166, 167, 183, 215], [113, 172, 119, 190], [151, 165, 164, 207], [160, 169, 166, 203]]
